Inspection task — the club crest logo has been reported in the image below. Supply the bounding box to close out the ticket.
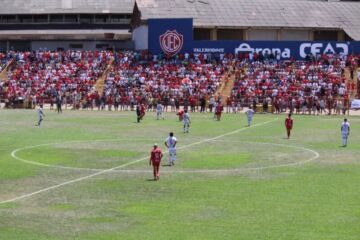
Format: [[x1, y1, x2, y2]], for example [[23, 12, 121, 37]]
[[159, 30, 184, 56]]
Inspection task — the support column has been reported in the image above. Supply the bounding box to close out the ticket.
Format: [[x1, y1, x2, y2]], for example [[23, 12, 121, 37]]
[[277, 29, 282, 41], [309, 30, 314, 41], [243, 29, 249, 40], [338, 31, 345, 41], [210, 28, 217, 40]]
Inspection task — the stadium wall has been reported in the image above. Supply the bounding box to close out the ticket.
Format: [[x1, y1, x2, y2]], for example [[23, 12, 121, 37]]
[[133, 18, 360, 59], [132, 25, 148, 50], [192, 28, 312, 41], [281, 30, 310, 41], [248, 30, 278, 41], [0, 40, 134, 51], [31, 41, 133, 51]]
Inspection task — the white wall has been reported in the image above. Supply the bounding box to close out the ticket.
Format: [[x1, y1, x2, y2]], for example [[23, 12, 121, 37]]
[[281, 30, 309, 41], [133, 25, 149, 50], [248, 29, 277, 40], [30, 41, 134, 51], [31, 41, 94, 51]]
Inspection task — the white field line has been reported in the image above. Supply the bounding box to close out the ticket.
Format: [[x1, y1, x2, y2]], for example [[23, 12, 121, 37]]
[[10, 122, 278, 173], [1, 120, 276, 204], [161, 140, 320, 173], [69, 140, 319, 174], [10, 138, 160, 172], [11, 139, 320, 173]]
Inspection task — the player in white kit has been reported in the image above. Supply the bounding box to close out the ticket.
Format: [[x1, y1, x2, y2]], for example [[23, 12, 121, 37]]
[[341, 118, 350, 147], [35, 105, 45, 127], [246, 107, 255, 127], [183, 110, 191, 133], [165, 132, 177, 166], [156, 103, 164, 120]]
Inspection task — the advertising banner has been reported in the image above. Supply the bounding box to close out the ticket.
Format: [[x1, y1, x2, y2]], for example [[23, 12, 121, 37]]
[[192, 41, 359, 60], [148, 18, 360, 59], [351, 99, 360, 109]]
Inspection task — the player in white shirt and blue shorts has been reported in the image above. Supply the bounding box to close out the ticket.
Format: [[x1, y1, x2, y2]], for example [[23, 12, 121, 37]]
[[165, 132, 177, 166], [156, 103, 164, 120], [246, 107, 255, 127], [183, 110, 191, 133], [341, 118, 350, 147], [35, 105, 45, 127]]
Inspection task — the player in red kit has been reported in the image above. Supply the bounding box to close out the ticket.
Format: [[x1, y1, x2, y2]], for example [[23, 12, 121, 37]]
[[176, 109, 184, 121], [215, 102, 224, 121], [149, 144, 163, 181], [285, 114, 293, 139], [140, 103, 146, 120]]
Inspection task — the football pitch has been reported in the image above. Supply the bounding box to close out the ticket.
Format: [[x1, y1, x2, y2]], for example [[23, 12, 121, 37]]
[[0, 110, 359, 240]]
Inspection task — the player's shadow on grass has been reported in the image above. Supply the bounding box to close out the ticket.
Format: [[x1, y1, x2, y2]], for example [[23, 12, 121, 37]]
[[146, 179, 157, 182], [162, 164, 172, 167]]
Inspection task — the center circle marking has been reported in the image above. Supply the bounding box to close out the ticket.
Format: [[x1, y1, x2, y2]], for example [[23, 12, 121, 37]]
[[11, 138, 319, 174]]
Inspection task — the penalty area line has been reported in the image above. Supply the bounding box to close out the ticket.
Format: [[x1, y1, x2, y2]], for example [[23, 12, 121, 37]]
[[1, 119, 276, 204]]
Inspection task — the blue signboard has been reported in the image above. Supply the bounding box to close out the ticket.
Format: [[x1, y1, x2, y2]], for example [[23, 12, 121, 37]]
[[148, 18, 360, 59], [192, 41, 360, 59], [148, 18, 193, 56]]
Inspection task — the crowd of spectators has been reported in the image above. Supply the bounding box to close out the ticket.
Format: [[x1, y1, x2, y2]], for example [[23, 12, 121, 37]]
[[0, 50, 359, 114], [92, 51, 231, 111], [0, 50, 112, 108], [227, 54, 359, 115]]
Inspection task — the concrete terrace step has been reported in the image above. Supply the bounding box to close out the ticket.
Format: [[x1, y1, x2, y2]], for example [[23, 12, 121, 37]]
[[216, 71, 236, 104], [94, 58, 114, 95], [0, 59, 14, 82]]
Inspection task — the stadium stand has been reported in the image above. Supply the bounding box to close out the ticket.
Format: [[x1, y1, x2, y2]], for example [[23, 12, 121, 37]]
[[0, 0, 135, 51], [1, 50, 112, 108], [229, 54, 359, 114], [0, 0, 359, 112], [0, 49, 358, 114], [99, 51, 231, 111], [134, 0, 360, 42]]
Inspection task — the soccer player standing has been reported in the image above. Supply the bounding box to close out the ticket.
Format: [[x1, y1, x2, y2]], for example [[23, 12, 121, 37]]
[[136, 104, 141, 123], [140, 103, 146, 120], [165, 132, 177, 166], [246, 107, 255, 127], [35, 105, 45, 127], [156, 103, 164, 120], [183, 110, 191, 133], [56, 94, 62, 114], [285, 114, 293, 139], [341, 118, 350, 147], [149, 144, 163, 180], [215, 101, 223, 121]]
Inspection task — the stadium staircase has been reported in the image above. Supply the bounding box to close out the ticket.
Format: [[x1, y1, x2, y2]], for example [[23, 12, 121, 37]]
[[216, 70, 236, 104], [354, 67, 359, 97], [344, 66, 359, 99], [358, 67, 360, 96], [0, 59, 14, 82], [94, 58, 114, 95]]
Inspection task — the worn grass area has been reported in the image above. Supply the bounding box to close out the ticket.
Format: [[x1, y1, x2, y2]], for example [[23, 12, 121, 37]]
[[0, 109, 360, 240]]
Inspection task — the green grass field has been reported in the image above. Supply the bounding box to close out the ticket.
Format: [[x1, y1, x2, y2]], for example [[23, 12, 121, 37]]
[[0, 109, 359, 240]]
